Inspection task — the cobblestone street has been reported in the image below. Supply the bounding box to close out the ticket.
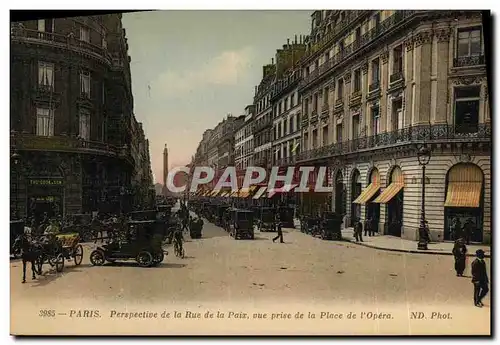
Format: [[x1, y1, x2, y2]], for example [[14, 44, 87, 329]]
[[11, 213, 490, 335]]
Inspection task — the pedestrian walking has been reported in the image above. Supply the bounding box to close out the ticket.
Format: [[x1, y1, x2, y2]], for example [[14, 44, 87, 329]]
[[364, 217, 374, 237], [471, 249, 489, 307], [272, 212, 284, 243], [463, 218, 474, 245], [354, 218, 363, 242], [452, 217, 462, 241], [452, 238, 467, 276]]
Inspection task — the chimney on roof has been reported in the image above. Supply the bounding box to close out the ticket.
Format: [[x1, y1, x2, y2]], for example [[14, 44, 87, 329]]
[[271, 58, 274, 65], [295, 34, 297, 44]]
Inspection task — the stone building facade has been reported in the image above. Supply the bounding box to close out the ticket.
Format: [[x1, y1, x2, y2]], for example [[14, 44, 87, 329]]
[[10, 14, 146, 218], [234, 105, 255, 170], [296, 10, 491, 243]]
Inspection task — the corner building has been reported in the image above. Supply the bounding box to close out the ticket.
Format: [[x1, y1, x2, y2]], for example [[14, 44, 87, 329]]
[[10, 14, 139, 217], [297, 10, 491, 243]]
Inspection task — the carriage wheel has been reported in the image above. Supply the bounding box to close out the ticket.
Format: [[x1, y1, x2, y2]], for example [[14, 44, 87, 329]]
[[153, 251, 164, 264], [136, 251, 153, 267], [55, 253, 65, 272], [73, 245, 83, 266], [90, 250, 105, 266]]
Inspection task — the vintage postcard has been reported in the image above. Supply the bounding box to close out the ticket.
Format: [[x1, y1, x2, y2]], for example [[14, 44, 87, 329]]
[[9, 9, 491, 336]]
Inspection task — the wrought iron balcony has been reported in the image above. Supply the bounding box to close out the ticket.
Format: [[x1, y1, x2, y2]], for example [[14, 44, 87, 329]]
[[10, 133, 134, 164], [11, 27, 112, 64], [390, 71, 404, 84], [335, 99, 344, 109], [453, 55, 485, 68], [369, 81, 380, 92], [37, 83, 54, 93], [310, 111, 318, 123], [300, 10, 419, 89], [349, 90, 362, 106], [295, 123, 491, 163], [301, 117, 309, 128], [321, 105, 330, 118]]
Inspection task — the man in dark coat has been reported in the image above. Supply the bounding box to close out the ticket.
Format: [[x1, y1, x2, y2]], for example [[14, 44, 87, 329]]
[[471, 249, 489, 307], [452, 217, 462, 241], [452, 238, 467, 276], [462, 218, 474, 245], [364, 217, 374, 237], [354, 218, 363, 242], [272, 212, 284, 243]]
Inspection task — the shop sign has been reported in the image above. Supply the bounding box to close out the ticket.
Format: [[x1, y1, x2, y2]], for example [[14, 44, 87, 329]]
[[34, 196, 57, 202], [29, 179, 63, 186]]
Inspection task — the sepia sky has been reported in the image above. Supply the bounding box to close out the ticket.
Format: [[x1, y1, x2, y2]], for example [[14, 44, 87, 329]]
[[122, 10, 311, 183]]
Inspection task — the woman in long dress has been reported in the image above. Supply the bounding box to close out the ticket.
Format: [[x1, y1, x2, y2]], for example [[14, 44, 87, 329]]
[[452, 238, 467, 276]]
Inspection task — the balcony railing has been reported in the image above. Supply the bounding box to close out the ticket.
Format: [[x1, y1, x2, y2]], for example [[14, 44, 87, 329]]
[[335, 99, 344, 109], [253, 118, 273, 134], [274, 155, 299, 166], [295, 123, 491, 162], [301, 117, 309, 128], [453, 55, 485, 68], [271, 71, 301, 99], [369, 81, 380, 92], [11, 27, 111, 63], [10, 133, 134, 163], [310, 111, 318, 123], [300, 10, 418, 89], [390, 71, 404, 84]]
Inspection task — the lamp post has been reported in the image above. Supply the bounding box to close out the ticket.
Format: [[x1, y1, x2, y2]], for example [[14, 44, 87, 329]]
[[11, 152, 21, 219], [417, 145, 431, 250]]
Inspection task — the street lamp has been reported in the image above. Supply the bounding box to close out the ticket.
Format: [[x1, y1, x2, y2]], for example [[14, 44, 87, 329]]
[[11, 152, 21, 219], [417, 145, 431, 250]]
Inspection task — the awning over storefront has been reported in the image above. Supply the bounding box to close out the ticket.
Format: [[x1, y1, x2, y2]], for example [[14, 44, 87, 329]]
[[373, 183, 404, 203], [253, 187, 267, 199], [444, 182, 482, 208], [238, 188, 251, 198], [210, 190, 220, 197], [267, 184, 298, 198], [353, 182, 380, 204]]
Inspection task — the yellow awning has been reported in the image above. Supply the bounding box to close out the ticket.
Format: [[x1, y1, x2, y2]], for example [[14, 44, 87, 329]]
[[352, 183, 380, 205], [444, 182, 482, 208], [253, 187, 267, 199], [238, 188, 250, 198], [210, 190, 219, 197], [373, 182, 404, 203]]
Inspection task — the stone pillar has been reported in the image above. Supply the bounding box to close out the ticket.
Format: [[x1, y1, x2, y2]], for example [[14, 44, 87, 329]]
[[412, 30, 433, 124], [433, 28, 451, 124], [380, 50, 389, 132]]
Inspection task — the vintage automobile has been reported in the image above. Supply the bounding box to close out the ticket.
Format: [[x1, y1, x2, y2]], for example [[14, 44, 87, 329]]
[[215, 205, 230, 227], [300, 215, 320, 236], [10, 219, 25, 258], [228, 208, 254, 240], [319, 212, 343, 240], [189, 217, 204, 239], [89, 220, 167, 267], [257, 207, 276, 232]]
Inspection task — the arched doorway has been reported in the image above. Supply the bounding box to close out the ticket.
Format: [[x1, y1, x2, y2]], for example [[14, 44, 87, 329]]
[[350, 169, 361, 224], [374, 166, 404, 237], [366, 168, 381, 233], [444, 163, 484, 242], [335, 170, 346, 216]]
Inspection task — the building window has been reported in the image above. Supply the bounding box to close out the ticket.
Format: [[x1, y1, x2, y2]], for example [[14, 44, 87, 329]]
[[355, 27, 361, 42], [392, 45, 403, 74], [352, 114, 360, 139], [454, 86, 480, 133], [336, 124, 342, 143], [339, 40, 345, 52], [36, 107, 54, 137], [304, 98, 309, 115], [312, 130, 318, 149], [291, 93, 295, 107], [102, 33, 107, 49], [323, 86, 329, 106], [337, 78, 344, 100], [372, 106, 380, 135], [353, 69, 361, 92], [80, 72, 90, 98], [79, 109, 91, 140], [289, 116, 294, 133], [313, 93, 319, 112], [80, 26, 90, 43], [278, 102, 282, 114], [37, 18, 54, 33], [303, 133, 309, 151], [371, 58, 380, 83], [457, 27, 482, 57], [284, 118, 288, 136], [322, 126, 328, 146], [102, 116, 107, 141], [284, 97, 289, 111], [38, 62, 54, 89]]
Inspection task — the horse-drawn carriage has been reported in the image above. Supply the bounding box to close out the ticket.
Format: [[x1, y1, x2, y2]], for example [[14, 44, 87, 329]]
[[89, 219, 166, 267], [215, 204, 230, 227], [278, 206, 295, 228], [189, 217, 203, 239], [318, 212, 343, 240], [228, 208, 254, 240], [300, 215, 320, 235]]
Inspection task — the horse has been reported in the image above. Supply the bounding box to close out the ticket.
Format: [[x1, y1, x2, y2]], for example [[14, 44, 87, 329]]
[[12, 234, 42, 283]]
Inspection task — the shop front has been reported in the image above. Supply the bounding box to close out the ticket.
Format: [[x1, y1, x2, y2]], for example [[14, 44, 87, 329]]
[[373, 166, 404, 237], [352, 168, 381, 233], [27, 178, 64, 220]]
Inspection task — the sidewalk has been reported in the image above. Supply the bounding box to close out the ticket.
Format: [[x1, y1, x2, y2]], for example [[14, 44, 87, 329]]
[[341, 227, 491, 258], [291, 219, 490, 257]]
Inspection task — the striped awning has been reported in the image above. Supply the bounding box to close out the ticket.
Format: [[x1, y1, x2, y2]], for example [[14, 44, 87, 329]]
[[228, 190, 239, 197], [253, 187, 267, 199], [444, 182, 482, 208], [373, 182, 404, 203], [238, 188, 251, 198], [210, 190, 220, 197], [268, 184, 298, 198], [352, 183, 380, 204]]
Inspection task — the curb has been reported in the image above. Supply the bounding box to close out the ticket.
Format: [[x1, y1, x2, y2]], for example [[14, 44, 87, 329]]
[[344, 238, 491, 258]]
